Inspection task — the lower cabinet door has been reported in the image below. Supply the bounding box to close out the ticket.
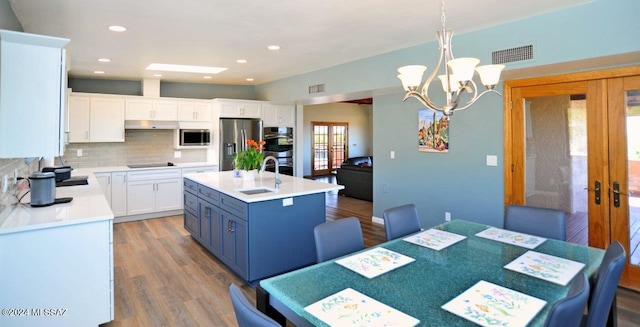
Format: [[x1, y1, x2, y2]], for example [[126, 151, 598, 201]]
[[221, 211, 248, 278], [126, 180, 156, 215], [184, 211, 198, 236], [199, 199, 212, 247], [155, 178, 182, 211]]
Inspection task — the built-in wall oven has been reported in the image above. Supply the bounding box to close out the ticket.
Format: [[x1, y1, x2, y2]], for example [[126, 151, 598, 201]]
[[263, 127, 293, 176]]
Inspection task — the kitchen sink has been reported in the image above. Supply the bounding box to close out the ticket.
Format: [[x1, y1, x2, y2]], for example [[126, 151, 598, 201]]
[[237, 187, 275, 195]]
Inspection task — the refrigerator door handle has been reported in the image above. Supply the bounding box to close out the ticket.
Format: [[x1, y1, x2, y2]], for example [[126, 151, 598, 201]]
[[241, 129, 246, 151]]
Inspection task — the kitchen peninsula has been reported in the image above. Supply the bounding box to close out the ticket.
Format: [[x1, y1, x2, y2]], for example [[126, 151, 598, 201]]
[[183, 171, 343, 283]]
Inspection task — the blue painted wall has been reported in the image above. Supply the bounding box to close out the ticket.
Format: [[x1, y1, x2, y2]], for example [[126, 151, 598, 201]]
[[256, 0, 640, 228]]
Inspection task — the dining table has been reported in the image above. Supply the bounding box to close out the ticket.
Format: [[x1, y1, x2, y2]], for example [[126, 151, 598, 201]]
[[256, 219, 605, 326]]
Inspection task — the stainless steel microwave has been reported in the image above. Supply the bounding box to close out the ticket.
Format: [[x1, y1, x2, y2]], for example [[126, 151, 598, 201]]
[[179, 129, 210, 146]]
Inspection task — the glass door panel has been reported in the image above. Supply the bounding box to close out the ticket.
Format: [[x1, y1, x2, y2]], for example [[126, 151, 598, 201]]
[[627, 91, 640, 266], [524, 94, 589, 244]]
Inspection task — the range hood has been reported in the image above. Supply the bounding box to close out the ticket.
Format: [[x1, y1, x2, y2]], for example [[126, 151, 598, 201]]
[[125, 120, 179, 129]]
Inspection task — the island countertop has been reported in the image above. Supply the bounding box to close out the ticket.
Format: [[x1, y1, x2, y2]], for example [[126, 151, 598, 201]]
[[184, 171, 344, 203]]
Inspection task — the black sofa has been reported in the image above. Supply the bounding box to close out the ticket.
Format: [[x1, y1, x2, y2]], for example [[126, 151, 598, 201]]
[[336, 156, 373, 201]]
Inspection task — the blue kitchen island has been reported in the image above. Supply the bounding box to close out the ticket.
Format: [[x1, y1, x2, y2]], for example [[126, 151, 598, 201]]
[[183, 171, 343, 284]]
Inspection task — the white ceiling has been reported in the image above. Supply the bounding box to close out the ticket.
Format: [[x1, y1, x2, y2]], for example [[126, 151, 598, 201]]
[[9, 0, 591, 85]]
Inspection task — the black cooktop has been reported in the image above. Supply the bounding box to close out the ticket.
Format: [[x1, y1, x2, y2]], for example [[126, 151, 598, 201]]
[[127, 162, 175, 169]]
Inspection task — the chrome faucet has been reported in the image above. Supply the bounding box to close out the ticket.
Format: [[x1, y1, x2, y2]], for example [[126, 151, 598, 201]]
[[260, 156, 281, 189]]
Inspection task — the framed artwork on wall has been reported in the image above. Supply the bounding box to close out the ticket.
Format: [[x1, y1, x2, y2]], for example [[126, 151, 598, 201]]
[[418, 109, 449, 153]]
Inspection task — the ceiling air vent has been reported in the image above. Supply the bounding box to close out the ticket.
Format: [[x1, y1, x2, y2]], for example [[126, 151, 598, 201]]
[[492, 45, 533, 64], [308, 83, 325, 94]]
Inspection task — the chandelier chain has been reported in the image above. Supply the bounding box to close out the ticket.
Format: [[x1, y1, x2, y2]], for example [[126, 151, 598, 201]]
[[440, 0, 446, 30]]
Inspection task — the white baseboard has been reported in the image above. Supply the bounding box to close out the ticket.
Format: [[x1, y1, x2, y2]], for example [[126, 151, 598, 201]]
[[372, 216, 384, 225]]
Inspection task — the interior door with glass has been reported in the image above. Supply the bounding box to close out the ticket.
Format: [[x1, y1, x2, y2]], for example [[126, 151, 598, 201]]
[[608, 76, 640, 289], [311, 122, 348, 176]]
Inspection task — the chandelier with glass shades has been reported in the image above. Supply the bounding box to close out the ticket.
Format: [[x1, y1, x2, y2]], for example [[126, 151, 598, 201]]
[[397, 0, 505, 116]]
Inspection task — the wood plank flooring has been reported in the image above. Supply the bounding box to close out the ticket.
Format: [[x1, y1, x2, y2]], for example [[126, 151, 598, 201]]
[[102, 189, 640, 327]]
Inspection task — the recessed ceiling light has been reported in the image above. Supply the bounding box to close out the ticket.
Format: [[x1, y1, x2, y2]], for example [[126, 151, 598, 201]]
[[94, 70, 105, 74], [97, 58, 111, 63], [153, 74, 162, 77], [203, 76, 212, 79], [237, 59, 247, 64], [268, 45, 280, 51], [146, 63, 227, 74], [108, 25, 127, 32], [246, 78, 254, 82]]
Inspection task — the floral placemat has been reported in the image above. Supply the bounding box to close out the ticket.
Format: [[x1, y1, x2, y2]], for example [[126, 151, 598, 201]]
[[335, 247, 415, 279], [441, 280, 546, 327], [504, 250, 585, 286], [304, 288, 420, 326], [403, 229, 467, 251], [475, 227, 546, 249]]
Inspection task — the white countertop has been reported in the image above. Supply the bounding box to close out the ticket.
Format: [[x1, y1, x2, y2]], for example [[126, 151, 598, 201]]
[[0, 169, 113, 234], [184, 171, 344, 203]]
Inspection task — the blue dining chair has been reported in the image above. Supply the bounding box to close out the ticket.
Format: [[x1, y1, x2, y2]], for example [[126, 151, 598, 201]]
[[543, 272, 589, 327], [504, 204, 566, 241], [582, 241, 626, 327], [314, 217, 365, 263], [382, 204, 421, 241], [229, 283, 281, 327]]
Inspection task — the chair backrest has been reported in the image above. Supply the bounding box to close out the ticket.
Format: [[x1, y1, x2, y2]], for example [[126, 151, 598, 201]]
[[382, 204, 421, 241], [229, 283, 281, 327], [504, 204, 566, 241], [544, 272, 590, 327], [583, 241, 626, 327], [314, 217, 365, 263]]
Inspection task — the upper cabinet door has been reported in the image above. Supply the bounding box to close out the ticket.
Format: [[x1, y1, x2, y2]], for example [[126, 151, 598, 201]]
[[125, 98, 154, 120], [68, 96, 91, 143], [216, 99, 262, 118], [178, 101, 211, 122], [0, 30, 69, 158], [90, 97, 125, 142], [152, 100, 178, 121], [262, 105, 294, 127]]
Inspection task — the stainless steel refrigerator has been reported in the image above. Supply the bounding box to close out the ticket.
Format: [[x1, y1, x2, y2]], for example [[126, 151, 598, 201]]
[[219, 118, 263, 171]]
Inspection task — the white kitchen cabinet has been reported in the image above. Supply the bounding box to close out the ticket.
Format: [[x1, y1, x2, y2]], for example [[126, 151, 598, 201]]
[[95, 171, 127, 217], [125, 98, 178, 121], [68, 95, 91, 142], [262, 104, 295, 127], [213, 98, 262, 118], [68, 94, 125, 143], [178, 100, 211, 122], [0, 219, 113, 326], [126, 169, 182, 215], [0, 30, 69, 158]]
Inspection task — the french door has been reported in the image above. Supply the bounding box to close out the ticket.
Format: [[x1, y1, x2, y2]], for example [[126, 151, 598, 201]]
[[505, 66, 640, 290], [311, 122, 348, 176]]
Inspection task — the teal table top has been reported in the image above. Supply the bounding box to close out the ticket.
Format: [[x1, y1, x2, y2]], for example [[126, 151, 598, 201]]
[[260, 219, 605, 326]]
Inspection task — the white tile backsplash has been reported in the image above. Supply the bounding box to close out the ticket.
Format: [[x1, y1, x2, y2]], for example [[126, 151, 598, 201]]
[[62, 130, 207, 167]]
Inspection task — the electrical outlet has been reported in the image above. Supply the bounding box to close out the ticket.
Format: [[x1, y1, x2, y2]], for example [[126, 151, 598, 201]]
[[77, 149, 83, 157], [445, 211, 451, 221], [390, 151, 395, 159], [174, 151, 182, 158]]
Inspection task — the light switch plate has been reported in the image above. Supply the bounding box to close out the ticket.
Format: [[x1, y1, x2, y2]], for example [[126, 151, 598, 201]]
[[390, 151, 395, 159], [283, 197, 293, 206], [77, 149, 83, 157], [486, 155, 498, 166]]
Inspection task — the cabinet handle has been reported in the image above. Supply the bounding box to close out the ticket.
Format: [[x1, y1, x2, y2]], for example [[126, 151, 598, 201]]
[[108, 176, 111, 185], [228, 220, 235, 233], [85, 131, 89, 140], [204, 207, 210, 218]]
